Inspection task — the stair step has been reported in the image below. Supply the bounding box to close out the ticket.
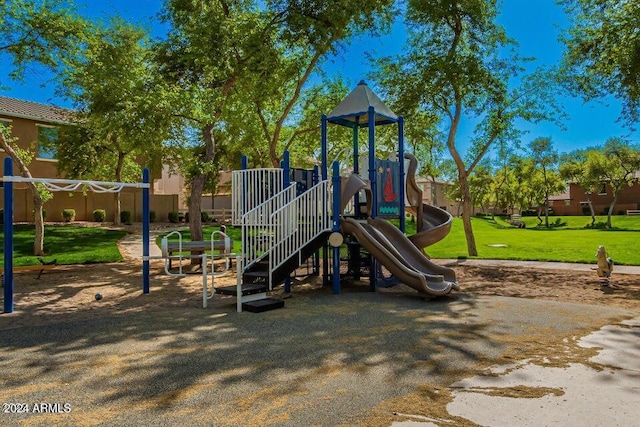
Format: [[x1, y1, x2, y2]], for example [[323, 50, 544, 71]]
[[242, 298, 284, 313], [215, 283, 268, 296], [243, 270, 269, 278]]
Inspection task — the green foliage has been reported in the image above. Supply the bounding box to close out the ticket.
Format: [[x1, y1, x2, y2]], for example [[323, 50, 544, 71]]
[[560, 0, 640, 125], [149, 210, 157, 223], [62, 209, 75, 222], [200, 211, 209, 223], [0, 209, 3, 224], [120, 210, 132, 225], [0, 224, 126, 266], [168, 211, 179, 224], [92, 209, 106, 222]]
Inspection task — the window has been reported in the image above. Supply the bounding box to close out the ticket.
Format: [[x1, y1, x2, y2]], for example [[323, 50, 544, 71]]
[[598, 182, 607, 195], [37, 125, 58, 160]]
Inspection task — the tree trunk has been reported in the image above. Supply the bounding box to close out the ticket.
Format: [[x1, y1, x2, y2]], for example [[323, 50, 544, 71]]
[[587, 198, 596, 225], [113, 152, 126, 225], [459, 174, 478, 256], [188, 124, 216, 263], [0, 131, 45, 255], [607, 192, 618, 229]]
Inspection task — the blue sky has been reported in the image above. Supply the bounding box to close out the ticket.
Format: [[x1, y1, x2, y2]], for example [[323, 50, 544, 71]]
[[2, 0, 638, 155]]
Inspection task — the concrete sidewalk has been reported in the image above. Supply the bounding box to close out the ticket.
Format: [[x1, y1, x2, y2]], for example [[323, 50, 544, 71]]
[[440, 258, 640, 275], [394, 317, 640, 427]]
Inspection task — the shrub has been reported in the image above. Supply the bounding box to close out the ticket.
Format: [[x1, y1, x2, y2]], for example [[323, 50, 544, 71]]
[[62, 209, 76, 222], [0, 208, 3, 224], [93, 209, 106, 222], [120, 210, 132, 225], [31, 209, 47, 220], [184, 212, 189, 223], [168, 211, 179, 223], [149, 210, 157, 223], [201, 211, 209, 222]]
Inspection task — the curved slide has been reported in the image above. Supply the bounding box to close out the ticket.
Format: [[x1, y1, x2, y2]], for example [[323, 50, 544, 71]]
[[341, 217, 458, 296], [404, 153, 454, 250]]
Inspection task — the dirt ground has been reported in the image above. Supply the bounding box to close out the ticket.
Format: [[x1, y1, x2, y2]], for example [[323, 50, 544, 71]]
[[2, 251, 639, 331]]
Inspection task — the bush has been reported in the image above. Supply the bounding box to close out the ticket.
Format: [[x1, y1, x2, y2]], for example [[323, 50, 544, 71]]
[[149, 210, 157, 223], [0, 208, 3, 224], [168, 211, 179, 223], [201, 211, 209, 223], [184, 212, 189, 223], [93, 209, 106, 222], [62, 209, 76, 222], [120, 210, 132, 225]]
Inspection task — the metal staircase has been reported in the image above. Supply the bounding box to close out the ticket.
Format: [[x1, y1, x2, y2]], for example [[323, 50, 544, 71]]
[[220, 169, 331, 312]]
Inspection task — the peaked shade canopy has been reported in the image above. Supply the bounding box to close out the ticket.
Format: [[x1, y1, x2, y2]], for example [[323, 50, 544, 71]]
[[327, 80, 398, 128]]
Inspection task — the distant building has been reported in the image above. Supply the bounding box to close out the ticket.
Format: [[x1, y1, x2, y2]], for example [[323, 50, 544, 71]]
[[413, 175, 457, 213], [548, 180, 640, 216]]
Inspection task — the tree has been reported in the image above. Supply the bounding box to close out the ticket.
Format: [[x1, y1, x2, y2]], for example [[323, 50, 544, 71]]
[[55, 18, 173, 224], [588, 139, 640, 228], [156, 0, 394, 246], [373, 0, 562, 256], [560, 0, 640, 126], [0, 0, 88, 254], [528, 137, 563, 227], [559, 149, 599, 224]]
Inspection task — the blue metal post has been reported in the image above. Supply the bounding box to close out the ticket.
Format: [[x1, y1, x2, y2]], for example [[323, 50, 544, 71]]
[[353, 118, 361, 217], [142, 168, 150, 294], [331, 161, 341, 294], [398, 116, 406, 233], [282, 151, 292, 293], [367, 107, 377, 291], [368, 107, 376, 219], [3, 157, 14, 313], [321, 114, 328, 181]]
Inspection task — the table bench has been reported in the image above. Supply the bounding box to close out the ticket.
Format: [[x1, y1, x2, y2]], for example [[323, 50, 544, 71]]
[[626, 210, 640, 215], [161, 239, 233, 269]]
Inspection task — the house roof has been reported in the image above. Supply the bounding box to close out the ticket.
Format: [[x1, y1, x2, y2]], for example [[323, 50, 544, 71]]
[[327, 81, 398, 128], [0, 96, 72, 124], [549, 191, 571, 201]]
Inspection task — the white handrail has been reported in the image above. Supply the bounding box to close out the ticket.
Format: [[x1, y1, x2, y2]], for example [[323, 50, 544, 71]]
[[241, 184, 297, 271], [268, 181, 331, 279], [232, 168, 284, 226]]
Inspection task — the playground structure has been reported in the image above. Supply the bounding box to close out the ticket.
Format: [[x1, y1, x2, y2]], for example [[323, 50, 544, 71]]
[[223, 81, 459, 312]]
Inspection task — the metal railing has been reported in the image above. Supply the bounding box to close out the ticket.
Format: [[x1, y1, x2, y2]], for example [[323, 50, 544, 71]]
[[232, 168, 284, 226], [241, 184, 297, 270], [268, 180, 331, 277]]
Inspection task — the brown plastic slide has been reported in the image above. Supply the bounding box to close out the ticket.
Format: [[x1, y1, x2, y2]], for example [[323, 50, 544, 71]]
[[404, 153, 454, 250], [340, 217, 458, 296]]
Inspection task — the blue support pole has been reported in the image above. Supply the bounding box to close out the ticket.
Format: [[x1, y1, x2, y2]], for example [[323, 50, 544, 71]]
[[282, 151, 292, 293], [321, 115, 329, 285], [398, 116, 406, 233], [3, 157, 14, 313], [142, 168, 150, 294], [367, 107, 377, 292], [368, 107, 376, 219], [321, 114, 328, 181], [331, 161, 341, 294], [353, 118, 361, 217]]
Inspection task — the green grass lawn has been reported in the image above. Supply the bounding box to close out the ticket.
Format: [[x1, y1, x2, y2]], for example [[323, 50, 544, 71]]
[[427, 215, 640, 265], [5, 215, 638, 268], [0, 224, 128, 266]]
